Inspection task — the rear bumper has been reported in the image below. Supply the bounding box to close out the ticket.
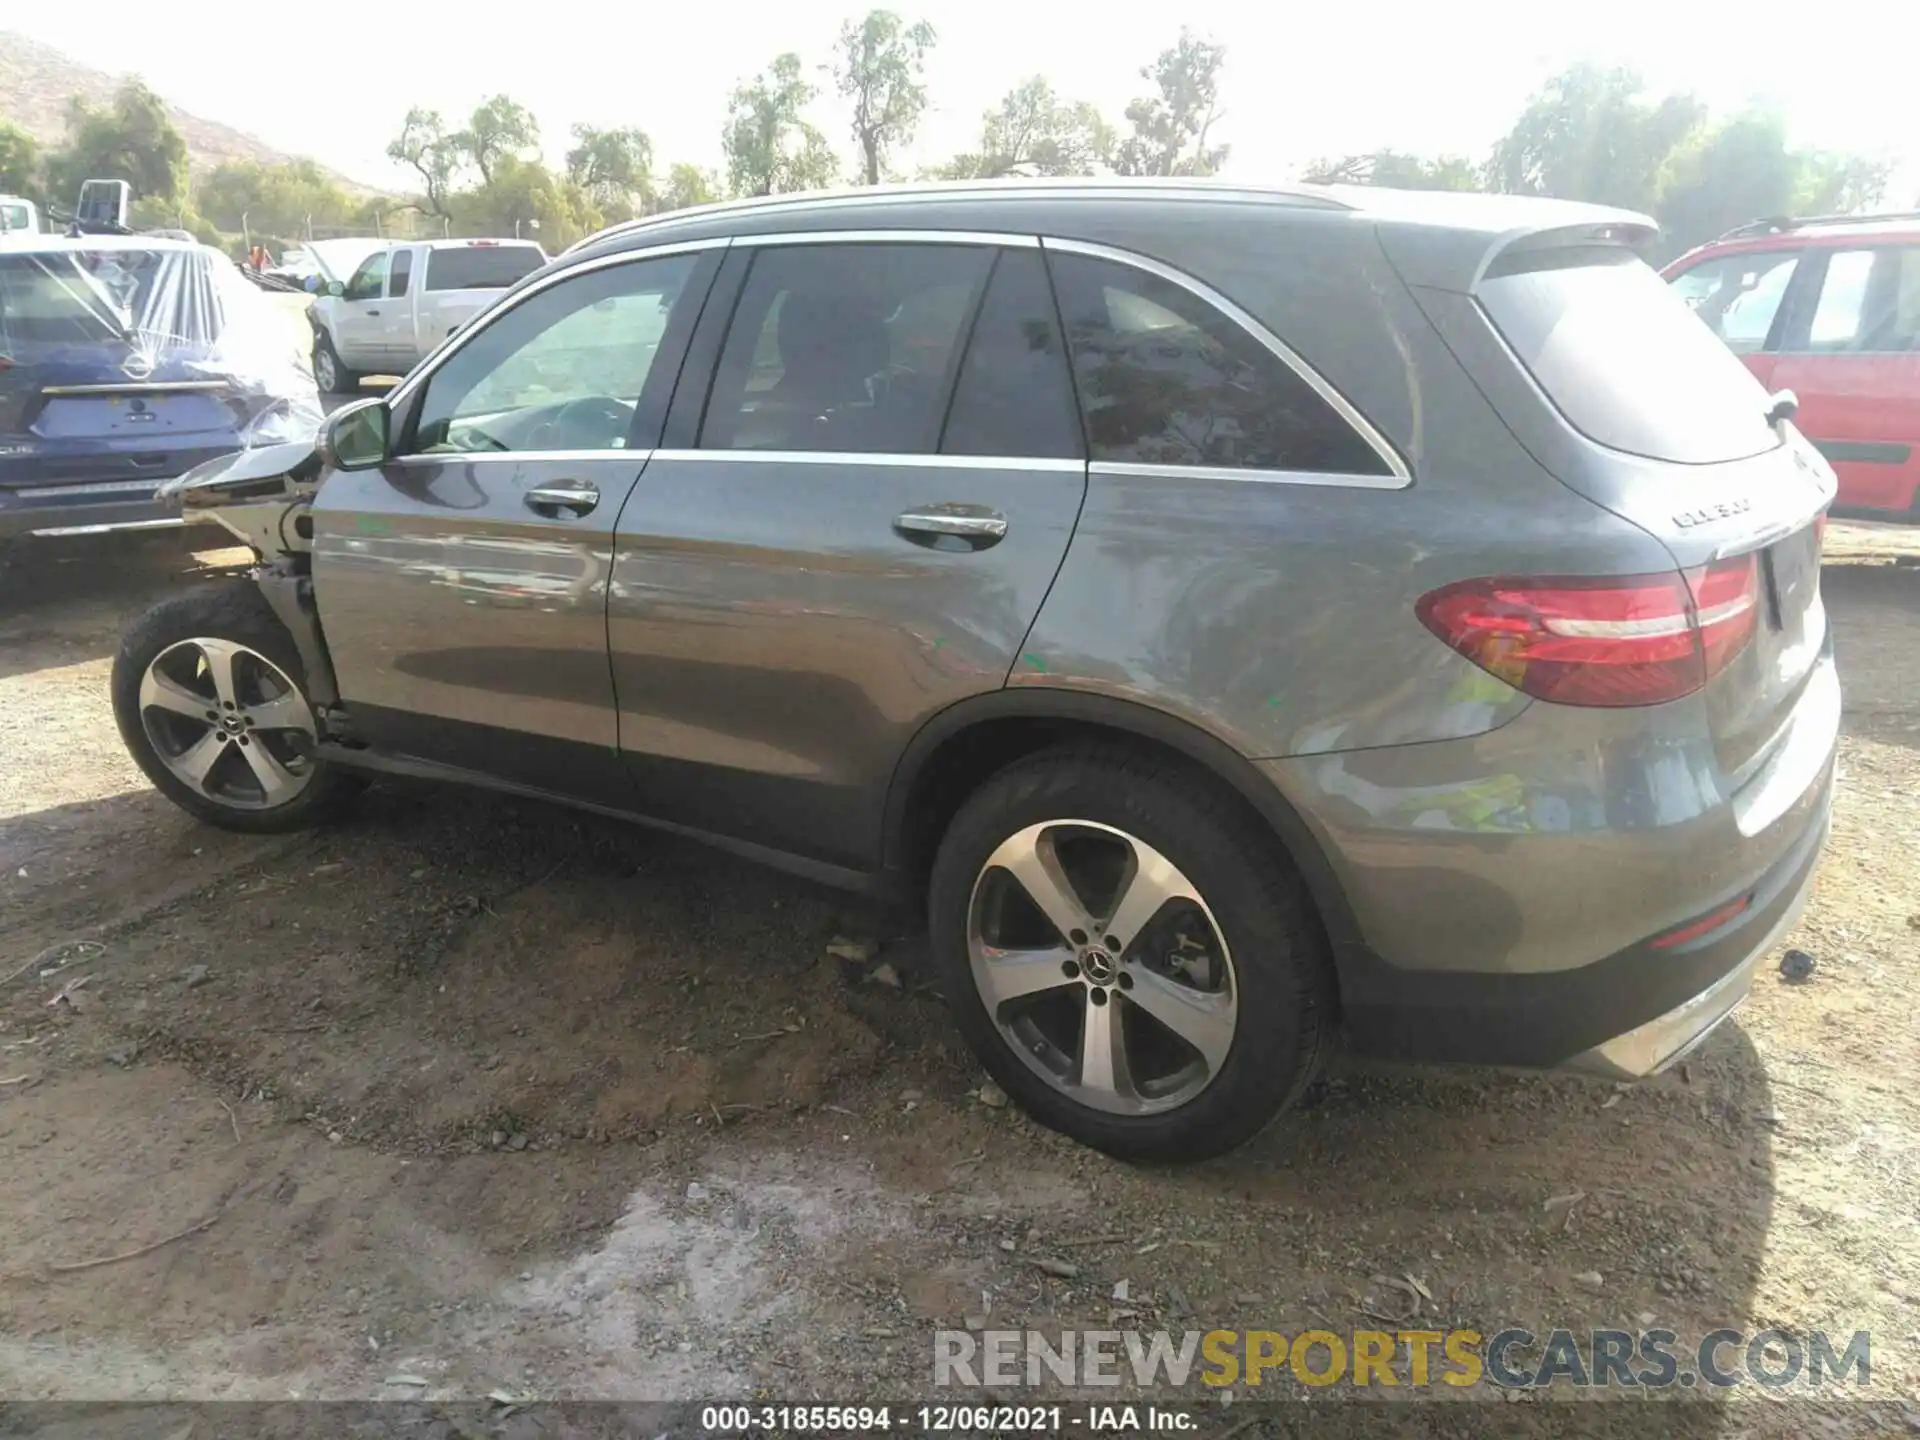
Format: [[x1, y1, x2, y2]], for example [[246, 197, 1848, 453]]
[[0, 446, 233, 540], [1263, 652, 1839, 1072]]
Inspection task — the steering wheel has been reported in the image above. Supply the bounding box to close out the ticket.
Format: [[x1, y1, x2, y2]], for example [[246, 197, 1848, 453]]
[[525, 395, 635, 451]]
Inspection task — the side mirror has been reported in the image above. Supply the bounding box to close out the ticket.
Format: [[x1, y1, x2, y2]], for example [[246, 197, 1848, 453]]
[[316, 398, 389, 471], [326, 280, 346, 298]]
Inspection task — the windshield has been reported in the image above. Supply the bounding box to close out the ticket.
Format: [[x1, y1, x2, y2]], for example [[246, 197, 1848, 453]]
[[1479, 246, 1780, 465], [425, 245, 546, 292]]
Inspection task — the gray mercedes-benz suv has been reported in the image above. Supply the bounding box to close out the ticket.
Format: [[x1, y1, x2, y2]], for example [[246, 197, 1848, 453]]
[[112, 180, 1839, 1160]]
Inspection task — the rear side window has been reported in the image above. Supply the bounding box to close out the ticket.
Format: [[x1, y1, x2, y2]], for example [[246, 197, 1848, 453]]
[[388, 248, 413, 298], [1046, 251, 1390, 476], [940, 248, 1082, 460], [1481, 246, 1778, 465], [701, 242, 993, 454], [1666, 250, 1798, 354], [425, 245, 546, 292]]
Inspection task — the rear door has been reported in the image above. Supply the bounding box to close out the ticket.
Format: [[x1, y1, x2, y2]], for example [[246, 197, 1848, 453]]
[[311, 245, 720, 801], [378, 246, 416, 368], [332, 251, 389, 368], [608, 235, 1089, 869], [1768, 243, 1920, 518], [418, 242, 548, 359]]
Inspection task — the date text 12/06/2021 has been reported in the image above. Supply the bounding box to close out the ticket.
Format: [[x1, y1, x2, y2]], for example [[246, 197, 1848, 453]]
[[700, 1405, 1189, 1432]]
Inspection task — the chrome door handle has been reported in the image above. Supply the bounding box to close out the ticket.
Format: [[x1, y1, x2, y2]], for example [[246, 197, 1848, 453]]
[[526, 480, 599, 516], [894, 505, 1008, 546]]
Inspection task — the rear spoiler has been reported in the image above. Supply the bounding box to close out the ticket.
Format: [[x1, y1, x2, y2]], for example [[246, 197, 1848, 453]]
[[1377, 213, 1660, 295]]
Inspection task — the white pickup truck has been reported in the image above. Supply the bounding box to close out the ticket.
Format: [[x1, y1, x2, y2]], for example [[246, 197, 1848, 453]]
[[307, 238, 547, 393]]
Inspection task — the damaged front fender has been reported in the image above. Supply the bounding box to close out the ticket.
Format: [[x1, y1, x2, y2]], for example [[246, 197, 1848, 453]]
[[158, 437, 326, 556]]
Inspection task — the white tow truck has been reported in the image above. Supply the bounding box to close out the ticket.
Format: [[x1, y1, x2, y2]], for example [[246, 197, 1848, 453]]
[[307, 237, 548, 393]]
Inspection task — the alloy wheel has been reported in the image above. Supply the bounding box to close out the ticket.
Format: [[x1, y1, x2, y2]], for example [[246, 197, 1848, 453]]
[[966, 819, 1238, 1116], [313, 343, 337, 393], [138, 637, 318, 809]]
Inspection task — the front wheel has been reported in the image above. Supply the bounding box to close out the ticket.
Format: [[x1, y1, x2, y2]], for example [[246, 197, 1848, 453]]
[[927, 745, 1333, 1162], [111, 583, 361, 833], [310, 329, 359, 396]]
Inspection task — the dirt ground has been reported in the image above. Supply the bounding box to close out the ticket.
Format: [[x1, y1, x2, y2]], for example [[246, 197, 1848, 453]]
[[1, 522, 1917, 1431]]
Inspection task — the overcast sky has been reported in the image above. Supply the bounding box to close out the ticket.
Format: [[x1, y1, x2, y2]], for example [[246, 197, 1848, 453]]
[[11, 1, 1915, 195]]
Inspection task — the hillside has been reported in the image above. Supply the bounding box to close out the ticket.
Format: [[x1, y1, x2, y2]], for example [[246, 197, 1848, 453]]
[[0, 29, 364, 186]]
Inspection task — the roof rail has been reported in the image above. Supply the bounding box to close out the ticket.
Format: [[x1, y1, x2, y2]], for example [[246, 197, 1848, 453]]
[[565, 176, 1351, 256], [1715, 209, 1920, 242]]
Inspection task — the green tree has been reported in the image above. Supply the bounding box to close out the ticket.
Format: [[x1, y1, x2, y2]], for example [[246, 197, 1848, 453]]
[[1652, 108, 1887, 260], [197, 158, 356, 241], [833, 10, 937, 186], [723, 53, 838, 197], [656, 162, 723, 213], [0, 122, 41, 199], [1486, 64, 1704, 213], [455, 94, 540, 186], [566, 123, 655, 212], [387, 107, 462, 218], [45, 79, 189, 206], [451, 155, 601, 249], [1111, 30, 1229, 178], [938, 77, 1112, 179], [1302, 150, 1481, 191]]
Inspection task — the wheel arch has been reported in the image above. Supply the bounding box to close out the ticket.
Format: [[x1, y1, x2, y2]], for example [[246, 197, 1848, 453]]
[[880, 689, 1365, 971]]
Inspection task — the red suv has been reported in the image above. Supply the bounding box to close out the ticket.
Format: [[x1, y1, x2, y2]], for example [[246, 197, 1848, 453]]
[[1664, 212, 1920, 522]]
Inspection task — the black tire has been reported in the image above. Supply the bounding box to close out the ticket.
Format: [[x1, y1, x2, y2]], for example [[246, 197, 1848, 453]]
[[111, 581, 362, 833], [311, 328, 360, 395], [927, 744, 1333, 1162]]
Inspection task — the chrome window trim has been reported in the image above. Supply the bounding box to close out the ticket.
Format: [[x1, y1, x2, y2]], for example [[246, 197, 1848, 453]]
[[1041, 235, 1413, 487], [1089, 460, 1406, 491], [742, 229, 1038, 249], [649, 448, 1084, 473], [384, 236, 733, 412], [386, 448, 657, 466]]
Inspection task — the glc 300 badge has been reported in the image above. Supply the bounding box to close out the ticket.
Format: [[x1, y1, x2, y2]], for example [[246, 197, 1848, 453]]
[[1673, 497, 1753, 528]]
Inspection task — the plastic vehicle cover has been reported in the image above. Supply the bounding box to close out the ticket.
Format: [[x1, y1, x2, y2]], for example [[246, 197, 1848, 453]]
[[0, 240, 325, 447]]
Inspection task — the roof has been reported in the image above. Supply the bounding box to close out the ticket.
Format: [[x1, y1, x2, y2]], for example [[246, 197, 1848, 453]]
[[563, 178, 1656, 299], [1707, 210, 1920, 247], [0, 232, 209, 255]]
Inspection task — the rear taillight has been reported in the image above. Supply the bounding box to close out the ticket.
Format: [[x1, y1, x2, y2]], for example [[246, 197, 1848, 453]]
[[1416, 556, 1759, 707]]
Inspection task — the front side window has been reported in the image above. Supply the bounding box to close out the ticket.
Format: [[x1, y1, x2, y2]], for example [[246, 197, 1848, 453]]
[[701, 242, 994, 454], [343, 252, 386, 302], [1804, 248, 1920, 353], [1045, 251, 1391, 476], [1666, 251, 1798, 353], [407, 253, 699, 455]]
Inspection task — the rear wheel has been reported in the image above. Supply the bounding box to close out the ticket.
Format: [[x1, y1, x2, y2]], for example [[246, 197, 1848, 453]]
[[927, 745, 1333, 1161], [111, 583, 361, 833], [311, 329, 359, 396]]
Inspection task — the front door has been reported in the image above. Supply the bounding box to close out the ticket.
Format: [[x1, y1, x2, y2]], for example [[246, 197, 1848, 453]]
[[332, 251, 389, 369], [609, 238, 1090, 870], [1770, 243, 1920, 518], [310, 246, 721, 799]]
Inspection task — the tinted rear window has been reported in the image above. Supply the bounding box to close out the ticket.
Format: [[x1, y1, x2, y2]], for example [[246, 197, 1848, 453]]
[[424, 245, 545, 292], [1479, 246, 1779, 465]]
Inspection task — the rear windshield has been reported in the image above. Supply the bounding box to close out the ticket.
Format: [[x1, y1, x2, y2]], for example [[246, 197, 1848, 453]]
[[0, 248, 217, 349], [1478, 246, 1780, 465], [1, 202, 32, 232], [424, 245, 545, 292]]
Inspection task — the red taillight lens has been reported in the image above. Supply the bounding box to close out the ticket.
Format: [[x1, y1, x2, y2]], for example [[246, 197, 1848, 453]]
[[1416, 556, 1758, 708]]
